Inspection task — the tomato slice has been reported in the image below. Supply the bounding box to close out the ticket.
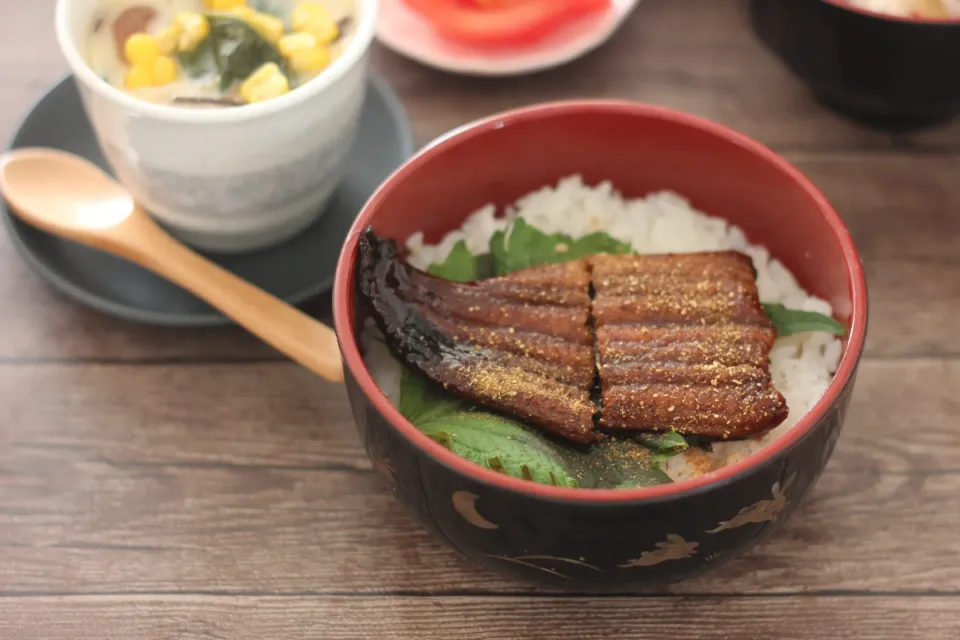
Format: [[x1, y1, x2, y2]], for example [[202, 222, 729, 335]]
[[403, 0, 613, 47]]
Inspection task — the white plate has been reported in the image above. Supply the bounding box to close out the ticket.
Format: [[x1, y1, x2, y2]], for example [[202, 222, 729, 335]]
[[375, 0, 642, 76]]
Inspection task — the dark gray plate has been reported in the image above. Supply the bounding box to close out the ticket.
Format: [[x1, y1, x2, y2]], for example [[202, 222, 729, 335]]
[[1, 74, 415, 327]]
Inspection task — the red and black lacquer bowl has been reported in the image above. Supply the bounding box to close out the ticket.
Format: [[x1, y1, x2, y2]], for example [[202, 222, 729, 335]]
[[749, 0, 960, 130], [332, 102, 868, 592]]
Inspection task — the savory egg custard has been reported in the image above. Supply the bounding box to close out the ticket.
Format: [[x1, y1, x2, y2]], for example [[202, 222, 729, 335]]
[[85, 0, 354, 107]]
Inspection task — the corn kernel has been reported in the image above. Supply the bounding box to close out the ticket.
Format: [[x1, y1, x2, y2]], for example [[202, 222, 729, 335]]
[[225, 6, 284, 44], [278, 33, 331, 74], [249, 12, 286, 43], [125, 65, 153, 90], [291, 2, 339, 44], [291, 45, 331, 74], [156, 23, 184, 55], [151, 56, 180, 85], [312, 21, 339, 45], [277, 32, 317, 56], [204, 0, 246, 10], [175, 13, 211, 52], [124, 33, 161, 66], [240, 62, 290, 104]]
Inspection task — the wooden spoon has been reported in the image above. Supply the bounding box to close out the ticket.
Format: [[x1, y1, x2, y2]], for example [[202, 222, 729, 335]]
[[0, 148, 344, 383]]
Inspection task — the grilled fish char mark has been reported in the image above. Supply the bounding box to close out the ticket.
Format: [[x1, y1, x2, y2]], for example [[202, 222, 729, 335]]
[[357, 229, 599, 444], [357, 229, 789, 444]]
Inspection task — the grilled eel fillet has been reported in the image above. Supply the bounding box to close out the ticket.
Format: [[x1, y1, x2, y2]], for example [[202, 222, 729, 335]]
[[357, 229, 788, 444], [358, 229, 598, 443], [590, 253, 788, 438]]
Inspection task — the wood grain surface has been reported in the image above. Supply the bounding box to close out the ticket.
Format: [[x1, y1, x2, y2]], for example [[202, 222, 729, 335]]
[[1, 0, 959, 638]]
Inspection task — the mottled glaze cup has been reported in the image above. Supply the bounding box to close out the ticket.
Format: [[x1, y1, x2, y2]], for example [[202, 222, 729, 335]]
[[55, 0, 378, 253], [332, 102, 868, 591]]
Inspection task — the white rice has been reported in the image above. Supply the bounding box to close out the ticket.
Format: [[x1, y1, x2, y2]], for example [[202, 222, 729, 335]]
[[363, 176, 843, 483]]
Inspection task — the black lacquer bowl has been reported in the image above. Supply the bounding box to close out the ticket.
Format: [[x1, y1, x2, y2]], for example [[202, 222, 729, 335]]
[[332, 101, 869, 592], [749, 0, 960, 130]]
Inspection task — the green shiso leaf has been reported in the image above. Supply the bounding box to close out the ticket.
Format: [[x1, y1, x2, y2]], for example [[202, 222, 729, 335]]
[[560, 437, 674, 489], [491, 218, 631, 275], [635, 432, 689, 455], [762, 303, 846, 338], [399, 370, 578, 488], [426, 240, 480, 283], [419, 413, 579, 488], [398, 367, 460, 425]]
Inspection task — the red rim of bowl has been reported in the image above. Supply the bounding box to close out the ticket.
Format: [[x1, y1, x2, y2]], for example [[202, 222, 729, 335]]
[[824, 0, 960, 24], [333, 100, 869, 504]]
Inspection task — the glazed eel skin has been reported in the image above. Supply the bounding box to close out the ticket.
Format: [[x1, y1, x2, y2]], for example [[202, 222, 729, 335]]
[[357, 229, 788, 444]]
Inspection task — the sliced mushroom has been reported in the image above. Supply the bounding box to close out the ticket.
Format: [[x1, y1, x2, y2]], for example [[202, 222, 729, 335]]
[[333, 17, 352, 44]]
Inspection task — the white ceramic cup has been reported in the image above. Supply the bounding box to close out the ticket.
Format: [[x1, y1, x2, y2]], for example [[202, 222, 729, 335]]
[[55, 0, 378, 253]]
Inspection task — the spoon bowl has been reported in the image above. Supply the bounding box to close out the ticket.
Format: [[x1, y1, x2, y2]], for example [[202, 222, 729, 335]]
[[0, 148, 344, 384], [2, 148, 135, 235]]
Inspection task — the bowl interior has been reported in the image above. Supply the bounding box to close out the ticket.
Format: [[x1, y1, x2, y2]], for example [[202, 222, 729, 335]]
[[356, 105, 854, 321], [335, 102, 867, 500]]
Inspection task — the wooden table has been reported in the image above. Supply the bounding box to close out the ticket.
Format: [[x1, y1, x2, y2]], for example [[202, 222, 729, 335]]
[[2, 1, 959, 637]]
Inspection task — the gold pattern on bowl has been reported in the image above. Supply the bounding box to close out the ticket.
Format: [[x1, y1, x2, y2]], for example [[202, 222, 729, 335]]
[[486, 554, 601, 579], [452, 491, 499, 530], [707, 473, 797, 534], [619, 534, 699, 568]]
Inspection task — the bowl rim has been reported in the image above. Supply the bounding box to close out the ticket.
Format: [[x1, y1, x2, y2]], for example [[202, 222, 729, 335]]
[[333, 100, 869, 504], [54, 0, 379, 124], [824, 0, 960, 24]]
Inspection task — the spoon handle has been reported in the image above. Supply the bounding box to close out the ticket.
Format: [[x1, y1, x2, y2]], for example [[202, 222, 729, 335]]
[[112, 208, 344, 384]]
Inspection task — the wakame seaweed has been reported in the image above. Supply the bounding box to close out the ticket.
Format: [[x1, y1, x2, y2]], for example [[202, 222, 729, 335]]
[[177, 15, 287, 90]]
